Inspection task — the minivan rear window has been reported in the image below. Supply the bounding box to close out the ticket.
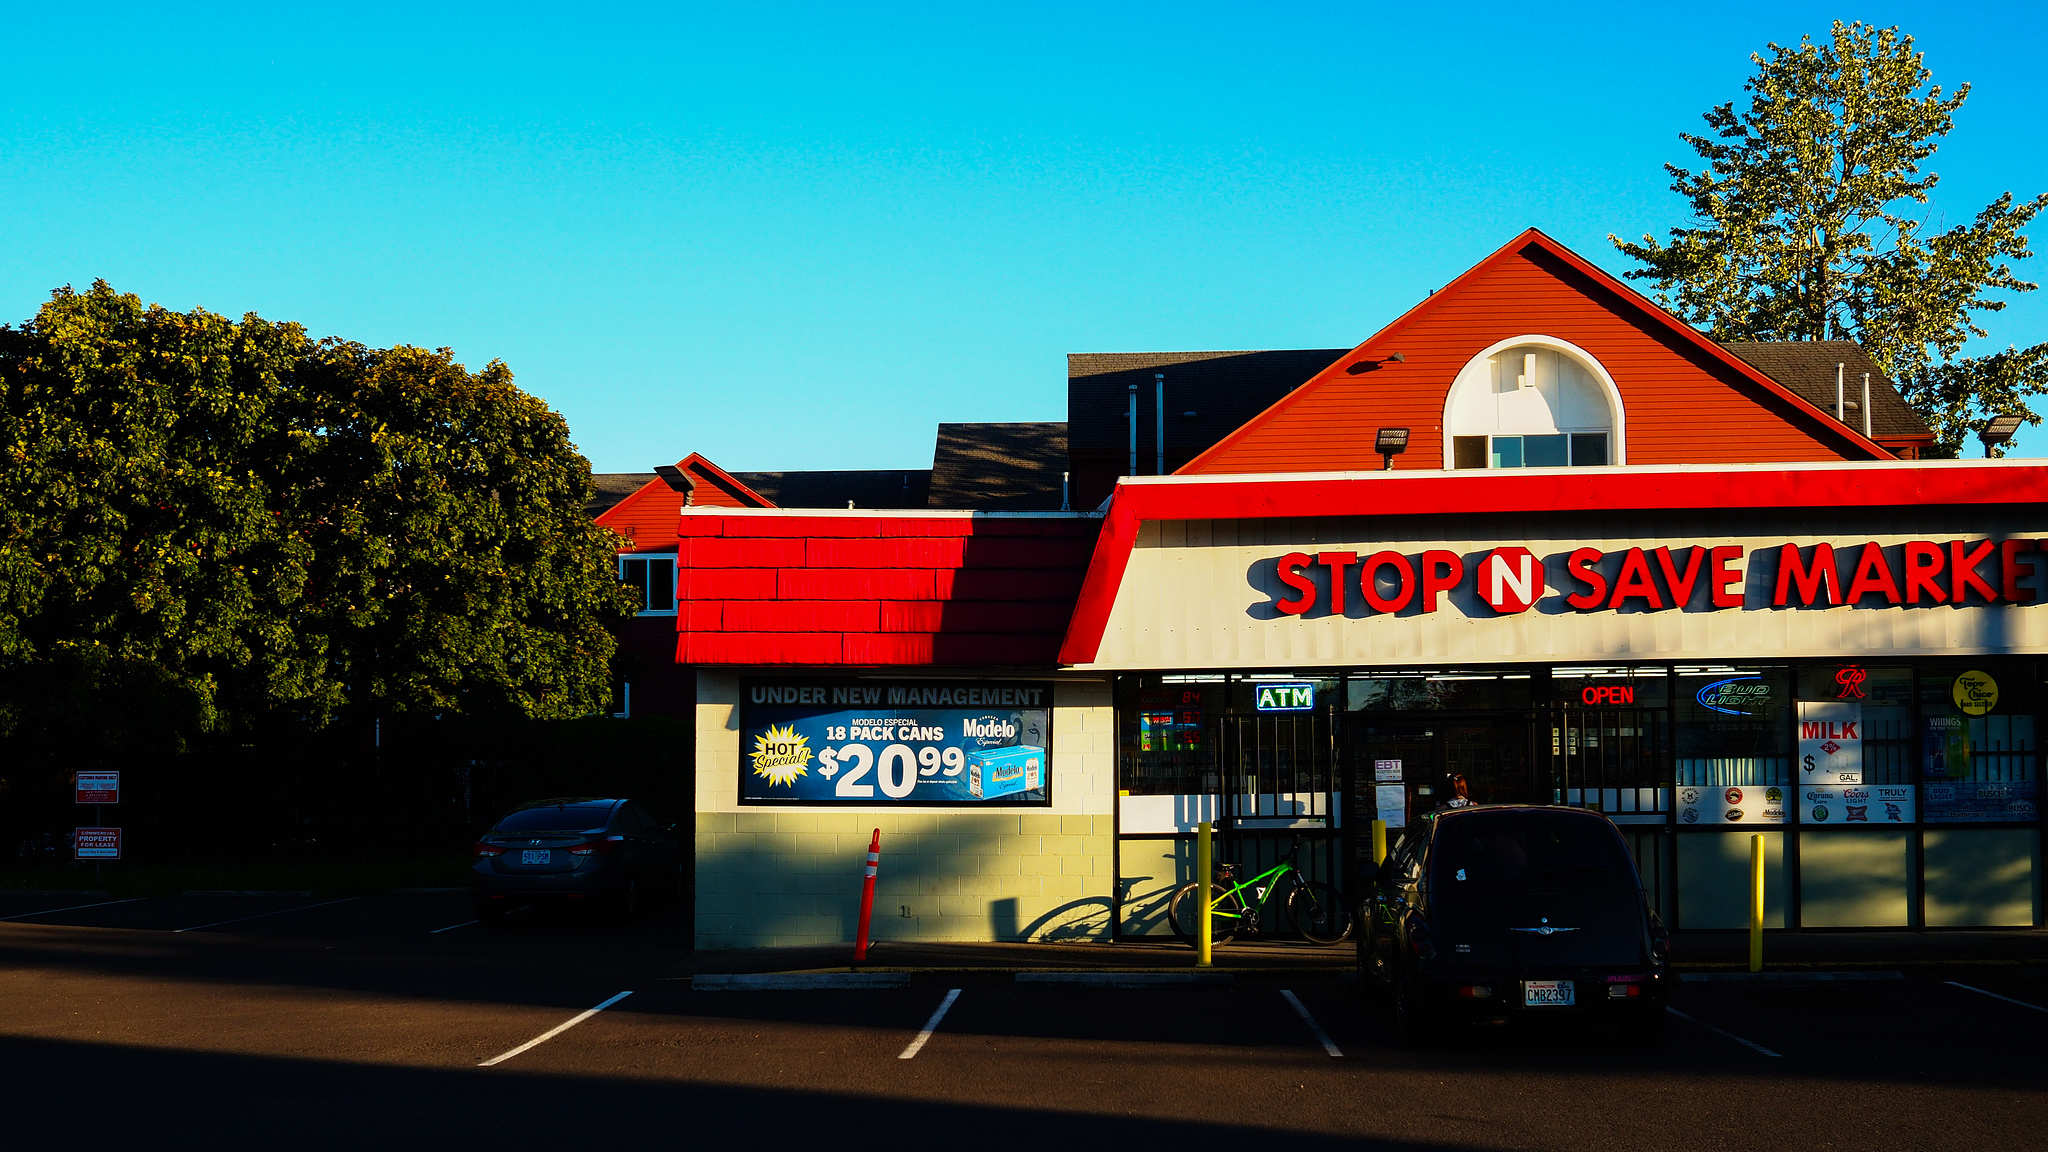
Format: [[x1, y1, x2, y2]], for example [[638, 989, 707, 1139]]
[[1433, 811, 1635, 891], [494, 804, 615, 832]]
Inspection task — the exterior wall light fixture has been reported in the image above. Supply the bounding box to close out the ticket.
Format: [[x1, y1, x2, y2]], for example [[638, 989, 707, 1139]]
[[1375, 427, 1410, 471], [1981, 415, 2025, 454]]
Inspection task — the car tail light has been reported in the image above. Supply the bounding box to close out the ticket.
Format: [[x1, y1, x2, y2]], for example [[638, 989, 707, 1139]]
[[473, 841, 505, 857], [569, 835, 627, 856], [1456, 985, 1493, 999], [1407, 925, 1437, 961], [1608, 984, 1643, 999]]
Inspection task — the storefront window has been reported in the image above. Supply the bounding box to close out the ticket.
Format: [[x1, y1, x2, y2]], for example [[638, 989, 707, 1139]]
[[1117, 674, 1223, 796], [1674, 666, 1791, 826], [1793, 664, 1915, 787], [1921, 665, 2040, 823], [1347, 671, 1532, 711], [1550, 665, 1670, 709]]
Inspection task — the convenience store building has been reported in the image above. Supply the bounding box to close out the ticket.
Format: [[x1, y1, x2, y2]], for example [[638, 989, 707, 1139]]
[[598, 230, 2047, 948]]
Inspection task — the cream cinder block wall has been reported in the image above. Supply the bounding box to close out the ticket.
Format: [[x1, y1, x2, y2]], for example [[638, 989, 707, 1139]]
[[694, 671, 1115, 949]]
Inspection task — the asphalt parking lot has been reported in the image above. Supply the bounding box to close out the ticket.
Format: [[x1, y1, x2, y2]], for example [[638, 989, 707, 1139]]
[[3, 893, 2046, 1151]]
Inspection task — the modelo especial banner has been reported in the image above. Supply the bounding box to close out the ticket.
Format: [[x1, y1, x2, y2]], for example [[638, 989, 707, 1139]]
[[739, 679, 1053, 806]]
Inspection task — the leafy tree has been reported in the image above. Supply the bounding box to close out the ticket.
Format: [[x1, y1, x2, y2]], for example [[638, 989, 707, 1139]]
[[0, 283, 635, 821], [1611, 21, 2048, 456]]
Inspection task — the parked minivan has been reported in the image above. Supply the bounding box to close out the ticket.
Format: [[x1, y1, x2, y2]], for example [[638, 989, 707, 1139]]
[[1360, 806, 1669, 1043]]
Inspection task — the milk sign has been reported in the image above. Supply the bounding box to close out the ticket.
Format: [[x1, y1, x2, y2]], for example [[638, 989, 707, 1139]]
[[1798, 701, 1863, 785]]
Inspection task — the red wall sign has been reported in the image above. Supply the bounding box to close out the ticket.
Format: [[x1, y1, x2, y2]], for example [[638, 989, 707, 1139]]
[[1266, 539, 2042, 617]]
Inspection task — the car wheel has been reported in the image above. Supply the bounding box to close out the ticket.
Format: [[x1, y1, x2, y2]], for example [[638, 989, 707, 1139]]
[[611, 877, 640, 923], [1620, 1008, 1666, 1046]]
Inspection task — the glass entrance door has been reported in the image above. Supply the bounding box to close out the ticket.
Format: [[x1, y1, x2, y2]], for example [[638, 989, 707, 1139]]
[[1342, 715, 1537, 889]]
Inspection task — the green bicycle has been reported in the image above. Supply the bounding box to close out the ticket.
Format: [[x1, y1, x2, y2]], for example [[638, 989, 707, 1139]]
[[1167, 837, 1353, 947]]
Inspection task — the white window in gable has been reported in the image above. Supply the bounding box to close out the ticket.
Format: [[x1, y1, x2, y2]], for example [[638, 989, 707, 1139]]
[[620, 553, 676, 615], [1442, 339, 1622, 469]]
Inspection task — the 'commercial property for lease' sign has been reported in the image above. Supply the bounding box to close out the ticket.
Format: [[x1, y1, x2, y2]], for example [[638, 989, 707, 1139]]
[[738, 679, 1052, 806]]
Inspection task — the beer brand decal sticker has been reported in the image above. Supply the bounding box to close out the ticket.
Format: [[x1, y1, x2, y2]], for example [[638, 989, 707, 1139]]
[[750, 724, 813, 787]]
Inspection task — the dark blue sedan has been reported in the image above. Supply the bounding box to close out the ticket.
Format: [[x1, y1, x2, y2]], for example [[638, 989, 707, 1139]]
[[472, 798, 683, 923]]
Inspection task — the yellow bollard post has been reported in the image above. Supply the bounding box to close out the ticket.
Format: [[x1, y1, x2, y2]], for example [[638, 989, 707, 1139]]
[[1749, 833, 1765, 973], [1196, 820, 1212, 969], [1370, 819, 1388, 866]]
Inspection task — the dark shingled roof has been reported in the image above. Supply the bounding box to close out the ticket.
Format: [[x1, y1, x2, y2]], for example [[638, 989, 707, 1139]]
[[731, 469, 931, 509], [1719, 340, 1931, 441], [1067, 349, 1350, 452], [589, 472, 656, 515], [927, 422, 1069, 510]]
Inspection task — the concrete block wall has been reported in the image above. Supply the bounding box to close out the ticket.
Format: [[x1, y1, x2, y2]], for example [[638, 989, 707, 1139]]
[[695, 671, 1115, 949]]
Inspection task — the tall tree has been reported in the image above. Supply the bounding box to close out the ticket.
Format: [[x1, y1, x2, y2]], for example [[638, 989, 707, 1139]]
[[1612, 21, 2048, 456], [0, 282, 634, 775]]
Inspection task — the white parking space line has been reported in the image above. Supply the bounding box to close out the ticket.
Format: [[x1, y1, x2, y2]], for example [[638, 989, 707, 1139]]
[[1947, 981, 2048, 1015], [430, 920, 479, 934], [898, 988, 961, 1060], [1667, 1007, 1783, 1057], [479, 990, 634, 1067], [1280, 989, 1343, 1057], [0, 898, 144, 921], [172, 897, 358, 933]]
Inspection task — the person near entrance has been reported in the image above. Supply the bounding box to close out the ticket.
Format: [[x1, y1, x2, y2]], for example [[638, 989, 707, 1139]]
[[1436, 773, 1474, 811]]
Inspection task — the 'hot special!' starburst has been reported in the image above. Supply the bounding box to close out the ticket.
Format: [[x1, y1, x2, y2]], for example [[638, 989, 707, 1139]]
[[750, 724, 812, 787]]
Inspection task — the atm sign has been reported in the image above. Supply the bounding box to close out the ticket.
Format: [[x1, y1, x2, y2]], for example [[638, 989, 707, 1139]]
[[1256, 683, 1317, 712], [1581, 685, 1636, 706]]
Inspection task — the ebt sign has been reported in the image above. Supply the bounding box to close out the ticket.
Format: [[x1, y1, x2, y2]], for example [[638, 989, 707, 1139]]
[[1263, 539, 2048, 618]]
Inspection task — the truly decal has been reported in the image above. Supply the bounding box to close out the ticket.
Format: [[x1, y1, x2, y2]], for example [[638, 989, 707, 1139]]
[[1259, 539, 2045, 618]]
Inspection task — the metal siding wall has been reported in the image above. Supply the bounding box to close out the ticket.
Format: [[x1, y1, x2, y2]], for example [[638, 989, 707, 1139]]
[[1087, 509, 2048, 669]]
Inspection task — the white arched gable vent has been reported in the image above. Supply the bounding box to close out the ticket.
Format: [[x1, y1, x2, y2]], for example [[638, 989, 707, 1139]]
[[1440, 335, 1626, 469]]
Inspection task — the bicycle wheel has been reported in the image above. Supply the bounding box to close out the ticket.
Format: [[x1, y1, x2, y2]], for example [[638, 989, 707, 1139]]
[[1286, 879, 1353, 945], [1167, 882, 1246, 949]]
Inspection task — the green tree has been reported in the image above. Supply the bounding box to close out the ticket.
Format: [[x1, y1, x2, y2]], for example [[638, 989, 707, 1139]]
[[1611, 21, 2048, 456], [0, 282, 634, 788]]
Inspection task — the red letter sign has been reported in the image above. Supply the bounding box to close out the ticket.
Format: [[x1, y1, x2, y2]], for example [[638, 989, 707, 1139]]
[[1564, 547, 1608, 609], [1360, 551, 1416, 613], [1710, 546, 1746, 608], [1478, 547, 1543, 614], [1316, 551, 1358, 614], [1275, 552, 1316, 615], [2002, 540, 2039, 604], [1844, 542, 1901, 605], [1903, 541, 1946, 605], [1418, 550, 1464, 613]]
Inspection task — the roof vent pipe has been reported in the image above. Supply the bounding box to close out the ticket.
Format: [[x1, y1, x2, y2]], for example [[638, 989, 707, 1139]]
[[1127, 382, 1138, 477], [1863, 373, 1872, 438], [1154, 373, 1165, 475], [1836, 362, 1845, 421]]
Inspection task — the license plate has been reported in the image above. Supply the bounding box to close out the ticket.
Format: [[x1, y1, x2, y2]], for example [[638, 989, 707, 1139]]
[[1523, 980, 1574, 1007], [521, 850, 550, 864]]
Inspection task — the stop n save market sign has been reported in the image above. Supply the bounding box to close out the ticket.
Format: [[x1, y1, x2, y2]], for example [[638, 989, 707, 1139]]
[[1262, 538, 2048, 617]]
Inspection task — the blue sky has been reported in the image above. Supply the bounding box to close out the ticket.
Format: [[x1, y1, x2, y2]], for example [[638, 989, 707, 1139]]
[[5, 3, 2045, 471]]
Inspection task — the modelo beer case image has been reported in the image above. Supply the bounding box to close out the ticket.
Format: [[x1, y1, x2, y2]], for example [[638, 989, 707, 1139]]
[[968, 745, 1045, 799]]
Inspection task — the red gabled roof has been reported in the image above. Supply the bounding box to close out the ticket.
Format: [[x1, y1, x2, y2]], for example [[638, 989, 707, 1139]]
[[676, 453, 776, 508], [595, 453, 779, 552], [1180, 229, 1895, 474]]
